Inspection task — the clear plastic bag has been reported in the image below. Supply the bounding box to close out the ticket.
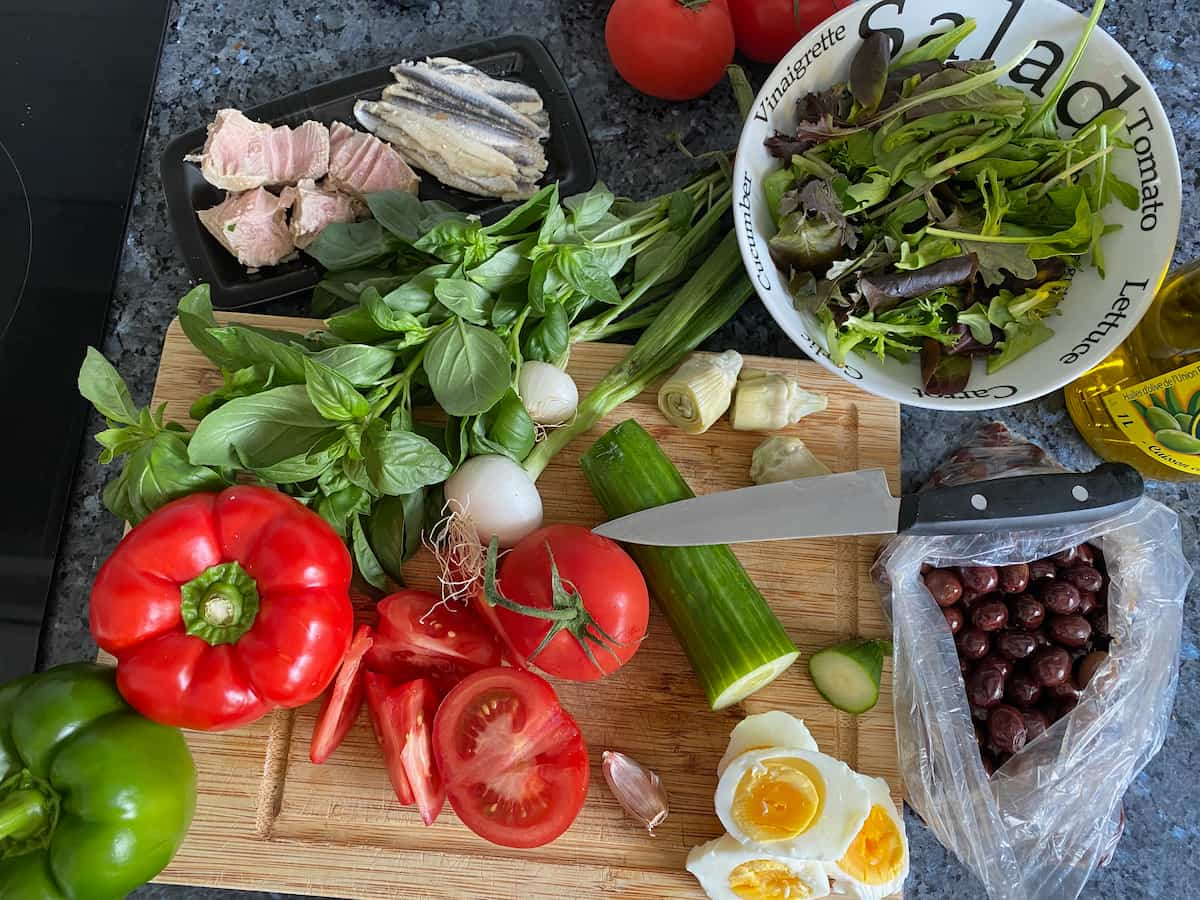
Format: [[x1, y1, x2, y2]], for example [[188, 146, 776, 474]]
[[874, 423, 1191, 900]]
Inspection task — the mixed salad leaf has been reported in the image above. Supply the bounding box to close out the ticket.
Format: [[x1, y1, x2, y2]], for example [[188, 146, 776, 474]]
[[763, 0, 1138, 394]]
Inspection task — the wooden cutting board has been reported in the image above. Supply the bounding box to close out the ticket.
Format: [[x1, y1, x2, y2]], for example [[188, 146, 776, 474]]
[[135, 312, 902, 899]]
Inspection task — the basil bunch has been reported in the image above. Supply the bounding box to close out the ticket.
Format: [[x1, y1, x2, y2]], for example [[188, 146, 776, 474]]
[[83, 172, 736, 589]]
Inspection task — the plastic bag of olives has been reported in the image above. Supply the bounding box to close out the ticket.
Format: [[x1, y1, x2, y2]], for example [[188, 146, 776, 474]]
[[874, 424, 1191, 900]]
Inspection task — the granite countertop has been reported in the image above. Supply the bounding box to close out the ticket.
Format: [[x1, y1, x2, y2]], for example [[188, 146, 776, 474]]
[[40, 0, 1200, 897]]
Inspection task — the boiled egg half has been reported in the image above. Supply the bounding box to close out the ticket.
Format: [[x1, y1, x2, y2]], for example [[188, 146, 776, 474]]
[[825, 776, 908, 900], [716, 748, 869, 861], [687, 833, 831, 900], [718, 711, 819, 776]]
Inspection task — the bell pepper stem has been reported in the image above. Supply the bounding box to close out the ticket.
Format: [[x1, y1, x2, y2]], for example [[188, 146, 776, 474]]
[[180, 561, 260, 646], [0, 789, 47, 842]]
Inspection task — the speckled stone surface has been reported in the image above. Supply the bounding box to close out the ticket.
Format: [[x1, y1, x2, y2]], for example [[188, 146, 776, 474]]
[[39, 0, 1200, 897]]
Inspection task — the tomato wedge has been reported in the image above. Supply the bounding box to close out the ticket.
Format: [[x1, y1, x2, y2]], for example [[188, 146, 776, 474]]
[[392, 678, 445, 826], [364, 672, 414, 806], [433, 668, 589, 848], [369, 590, 503, 673], [310, 624, 374, 764]]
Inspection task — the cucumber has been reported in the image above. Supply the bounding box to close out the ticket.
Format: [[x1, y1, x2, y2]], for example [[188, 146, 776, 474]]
[[580, 420, 800, 710], [807, 639, 893, 715]]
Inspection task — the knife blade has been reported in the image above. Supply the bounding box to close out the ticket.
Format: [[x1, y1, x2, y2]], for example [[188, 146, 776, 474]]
[[592, 463, 1144, 547]]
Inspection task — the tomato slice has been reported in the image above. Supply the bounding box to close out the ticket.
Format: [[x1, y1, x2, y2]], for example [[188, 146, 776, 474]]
[[392, 678, 445, 826], [371, 590, 503, 672], [364, 671, 414, 805], [433, 668, 589, 848], [309, 624, 374, 764]]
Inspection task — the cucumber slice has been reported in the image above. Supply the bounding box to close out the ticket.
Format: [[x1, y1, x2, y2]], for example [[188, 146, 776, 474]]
[[807, 639, 893, 715]]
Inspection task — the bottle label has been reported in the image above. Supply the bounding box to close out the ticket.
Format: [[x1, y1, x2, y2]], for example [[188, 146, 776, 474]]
[[1103, 362, 1200, 475]]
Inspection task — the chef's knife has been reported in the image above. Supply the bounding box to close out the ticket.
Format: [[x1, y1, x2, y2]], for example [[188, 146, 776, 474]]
[[592, 463, 1144, 547]]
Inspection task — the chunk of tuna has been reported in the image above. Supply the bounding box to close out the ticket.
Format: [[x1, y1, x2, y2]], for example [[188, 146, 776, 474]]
[[326, 121, 419, 198], [190, 109, 329, 191], [196, 187, 296, 268], [283, 179, 359, 249]]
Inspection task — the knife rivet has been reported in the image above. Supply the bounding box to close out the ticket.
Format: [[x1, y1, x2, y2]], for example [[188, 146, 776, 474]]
[[1073, 485, 1090, 502], [971, 494, 987, 511]]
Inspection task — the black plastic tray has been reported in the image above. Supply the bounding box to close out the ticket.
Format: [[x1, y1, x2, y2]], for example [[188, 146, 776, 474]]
[[161, 34, 597, 310]]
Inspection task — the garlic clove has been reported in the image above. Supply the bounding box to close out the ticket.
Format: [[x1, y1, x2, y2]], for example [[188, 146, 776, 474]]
[[602, 750, 669, 835]]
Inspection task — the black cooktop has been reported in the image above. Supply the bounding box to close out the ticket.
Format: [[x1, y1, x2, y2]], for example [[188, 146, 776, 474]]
[[0, 1, 170, 679]]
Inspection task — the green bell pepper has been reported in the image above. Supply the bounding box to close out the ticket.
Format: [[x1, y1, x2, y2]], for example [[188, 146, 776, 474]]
[[0, 663, 196, 899]]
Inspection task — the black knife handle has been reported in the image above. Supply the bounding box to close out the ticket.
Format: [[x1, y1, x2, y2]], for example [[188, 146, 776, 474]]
[[897, 463, 1144, 536]]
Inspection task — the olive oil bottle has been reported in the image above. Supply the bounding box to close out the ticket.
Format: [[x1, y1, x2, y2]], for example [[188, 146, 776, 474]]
[[1067, 261, 1200, 481]]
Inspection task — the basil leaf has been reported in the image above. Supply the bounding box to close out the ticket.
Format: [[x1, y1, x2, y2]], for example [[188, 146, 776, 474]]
[[79, 347, 139, 425], [366, 190, 425, 242], [414, 219, 481, 263], [205, 325, 308, 382], [633, 232, 686, 284], [522, 302, 569, 363], [310, 344, 396, 387], [362, 286, 426, 334], [188, 384, 335, 469], [468, 390, 535, 463], [434, 278, 493, 325], [363, 422, 453, 496], [178, 285, 242, 370], [564, 181, 614, 229], [538, 204, 568, 244], [382, 263, 454, 314], [423, 320, 512, 416], [315, 484, 371, 539], [557, 247, 621, 305], [667, 190, 695, 233], [304, 220, 392, 271], [103, 431, 228, 525], [526, 252, 555, 315], [325, 306, 389, 344], [444, 416, 470, 467], [190, 364, 276, 420], [491, 284, 526, 327], [369, 488, 426, 583], [483, 183, 558, 236], [467, 243, 533, 293], [303, 357, 369, 422], [252, 434, 346, 484], [581, 214, 633, 276], [351, 513, 393, 591], [342, 455, 378, 496]]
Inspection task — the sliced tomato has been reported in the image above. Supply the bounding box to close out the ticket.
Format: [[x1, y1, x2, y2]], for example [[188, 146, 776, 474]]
[[372, 590, 503, 672], [392, 678, 445, 826], [364, 671, 414, 805], [469, 586, 529, 670], [310, 624, 374, 764], [433, 668, 589, 848]]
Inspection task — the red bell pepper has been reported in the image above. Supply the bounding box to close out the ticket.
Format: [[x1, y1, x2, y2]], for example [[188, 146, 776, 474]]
[[90, 485, 354, 731]]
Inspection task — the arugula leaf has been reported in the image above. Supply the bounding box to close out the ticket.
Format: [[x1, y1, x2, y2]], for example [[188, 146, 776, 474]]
[[188, 384, 335, 469], [434, 278, 494, 325], [366, 191, 425, 242], [423, 319, 512, 416], [363, 421, 453, 496], [305, 220, 393, 271], [303, 357, 369, 422], [79, 347, 139, 425]]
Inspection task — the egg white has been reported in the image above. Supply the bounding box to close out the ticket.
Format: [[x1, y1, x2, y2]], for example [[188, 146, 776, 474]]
[[687, 833, 832, 900], [716, 748, 870, 861], [717, 711, 820, 777], [824, 776, 908, 900]]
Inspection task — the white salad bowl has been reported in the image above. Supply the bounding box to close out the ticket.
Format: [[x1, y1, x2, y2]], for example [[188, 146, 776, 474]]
[[733, 0, 1181, 410]]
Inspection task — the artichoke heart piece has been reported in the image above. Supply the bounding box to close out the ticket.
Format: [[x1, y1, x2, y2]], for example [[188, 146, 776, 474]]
[[731, 370, 829, 431], [751, 436, 832, 485], [658, 350, 744, 434]]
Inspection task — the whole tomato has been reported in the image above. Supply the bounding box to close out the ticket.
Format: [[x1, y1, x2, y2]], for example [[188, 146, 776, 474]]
[[605, 0, 736, 101], [491, 525, 649, 681], [728, 0, 847, 63]]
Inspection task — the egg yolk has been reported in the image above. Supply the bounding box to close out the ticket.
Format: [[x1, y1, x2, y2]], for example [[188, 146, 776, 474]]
[[727, 860, 814, 900], [837, 804, 905, 885], [732, 758, 825, 842]]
